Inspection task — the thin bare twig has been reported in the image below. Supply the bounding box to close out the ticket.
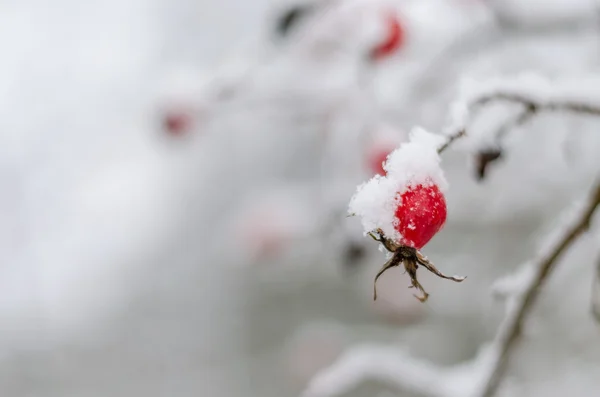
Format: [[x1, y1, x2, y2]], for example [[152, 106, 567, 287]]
[[479, 180, 600, 397], [473, 93, 600, 179], [436, 92, 600, 179], [493, 105, 537, 142], [437, 128, 466, 154], [475, 93, 600, 116]]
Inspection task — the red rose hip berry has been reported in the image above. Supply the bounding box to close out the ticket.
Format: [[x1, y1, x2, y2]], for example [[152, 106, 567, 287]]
[[369, 181, 464, 302], [394, 183, 447, 249], [366, 141, 397, 176]]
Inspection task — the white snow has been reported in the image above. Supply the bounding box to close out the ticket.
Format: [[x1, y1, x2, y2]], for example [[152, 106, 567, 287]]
[[492, 262, 536, 300], [348, 127, 447, 241], [300, 342, 504, 397]]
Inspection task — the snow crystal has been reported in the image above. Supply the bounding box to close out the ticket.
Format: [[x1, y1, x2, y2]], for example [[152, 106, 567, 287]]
[[348, 127, 447, 241]]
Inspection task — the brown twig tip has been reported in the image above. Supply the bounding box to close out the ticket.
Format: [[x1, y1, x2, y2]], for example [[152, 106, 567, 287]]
[[475, 149, 503, 181]]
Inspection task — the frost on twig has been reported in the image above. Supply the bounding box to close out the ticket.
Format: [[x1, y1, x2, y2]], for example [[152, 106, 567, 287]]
[[433, 73, 600, 170], [452, 73, 600, 179], [303, 180, 600, 397]]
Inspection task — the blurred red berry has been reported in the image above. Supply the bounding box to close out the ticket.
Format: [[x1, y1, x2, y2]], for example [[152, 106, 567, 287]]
[[371, 12, 404, 60], [394, 182, 447, 249], [366, 142, 397, 176], [163, 111, 192, 136]]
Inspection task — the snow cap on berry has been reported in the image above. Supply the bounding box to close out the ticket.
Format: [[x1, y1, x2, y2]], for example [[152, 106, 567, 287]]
[[348, 127, 448, 242]]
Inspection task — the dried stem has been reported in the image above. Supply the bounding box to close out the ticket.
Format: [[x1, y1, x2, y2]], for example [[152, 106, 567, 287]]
[[478, 180, 600, 397]]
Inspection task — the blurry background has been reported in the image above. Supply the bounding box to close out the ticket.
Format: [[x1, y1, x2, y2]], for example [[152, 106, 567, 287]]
[[2, 0, 600, 396]]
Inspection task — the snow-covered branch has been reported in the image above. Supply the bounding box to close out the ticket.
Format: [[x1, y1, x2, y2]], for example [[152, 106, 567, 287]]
[[471, 89, 600, 180], [476, 179, 600, 396], [300, 343, 494, 397], [437, 74, 600, 178]]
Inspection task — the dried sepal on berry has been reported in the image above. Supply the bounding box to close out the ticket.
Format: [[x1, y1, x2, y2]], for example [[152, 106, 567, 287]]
[[369, 229, 466, 302]]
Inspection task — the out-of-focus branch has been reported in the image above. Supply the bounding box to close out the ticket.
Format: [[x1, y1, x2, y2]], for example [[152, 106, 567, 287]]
[[477, 179, 600, 397], [472, 92, 600, 180], [434, 84, 600, 179], [300, 344, 485, 397], [475, 93, 600, 116], [591, 253, 600, 322]]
